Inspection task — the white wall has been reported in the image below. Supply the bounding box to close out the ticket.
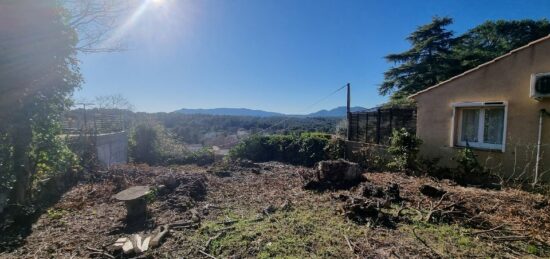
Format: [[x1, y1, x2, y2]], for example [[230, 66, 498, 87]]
[[96, 131, 128, 167]]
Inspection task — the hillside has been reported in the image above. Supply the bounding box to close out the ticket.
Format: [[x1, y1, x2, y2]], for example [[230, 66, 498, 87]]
[[175, 108, 285, 117], [306, 106, 367, 117], [175, 106, 367, 117]]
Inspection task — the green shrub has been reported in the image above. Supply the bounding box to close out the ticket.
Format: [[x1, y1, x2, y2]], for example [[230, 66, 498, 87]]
[[353, 145, 388, 171], [130, 121, 215, 166], [229, 133, 331, 166], [387, 128, 422, 172], [129, 122, 163, 164], [167, 148, 215, 166], [454, 146, 487, 175], [325, 138, 346, 160]]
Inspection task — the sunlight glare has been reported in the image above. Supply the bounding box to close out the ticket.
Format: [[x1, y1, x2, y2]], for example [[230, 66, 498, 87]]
[[150, 0, 165, 5]]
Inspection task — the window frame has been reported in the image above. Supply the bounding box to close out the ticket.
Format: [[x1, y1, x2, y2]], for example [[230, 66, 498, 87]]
[[451, 102, 508, 152]]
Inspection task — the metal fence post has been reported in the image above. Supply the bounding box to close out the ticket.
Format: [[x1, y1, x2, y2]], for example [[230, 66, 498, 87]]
[[376, 108, 381, 144]]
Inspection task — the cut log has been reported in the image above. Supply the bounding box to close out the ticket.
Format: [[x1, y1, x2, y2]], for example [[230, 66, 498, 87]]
[[142, 236, 151, 252], [132, 234, 143, 253], [122, 239, 134, 254], [150, 225, 170, 248]]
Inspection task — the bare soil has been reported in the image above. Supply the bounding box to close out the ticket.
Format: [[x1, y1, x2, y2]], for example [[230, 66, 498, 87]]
[[1, 162, 549, 258]]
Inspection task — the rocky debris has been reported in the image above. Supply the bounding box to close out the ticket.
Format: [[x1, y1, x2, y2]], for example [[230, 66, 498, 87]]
[[419, 184, 446, 198], [302, 160, 364, 190]]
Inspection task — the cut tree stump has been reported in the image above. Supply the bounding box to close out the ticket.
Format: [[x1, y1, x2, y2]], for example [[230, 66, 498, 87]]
[[114, 186, 151, 221], [302, 160, 363, 190], [419, 184, 446, 198]]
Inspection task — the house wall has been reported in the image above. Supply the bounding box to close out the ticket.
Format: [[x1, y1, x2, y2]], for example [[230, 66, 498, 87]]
[[413, 39, 550, 181]]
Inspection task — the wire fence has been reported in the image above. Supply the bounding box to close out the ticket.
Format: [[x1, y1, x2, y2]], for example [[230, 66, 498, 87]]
[[62, 108, 130, 135], [348, 107, 416, 145]]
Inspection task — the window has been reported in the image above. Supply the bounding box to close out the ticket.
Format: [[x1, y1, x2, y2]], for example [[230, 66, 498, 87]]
[[453, 102, 507, 151]]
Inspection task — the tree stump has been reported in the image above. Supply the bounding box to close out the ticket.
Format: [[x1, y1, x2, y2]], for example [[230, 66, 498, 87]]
[[114, 186, 151, 221]]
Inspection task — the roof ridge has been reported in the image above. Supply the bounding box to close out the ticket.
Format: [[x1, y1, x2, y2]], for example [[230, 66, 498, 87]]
[[409, 33, 550, 98]]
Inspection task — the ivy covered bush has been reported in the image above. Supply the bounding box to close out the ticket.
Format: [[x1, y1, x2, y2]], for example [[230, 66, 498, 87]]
[[387, 128, 422, 172]]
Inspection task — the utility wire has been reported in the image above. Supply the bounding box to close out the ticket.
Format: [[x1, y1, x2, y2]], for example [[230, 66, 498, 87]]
[[214, 83, 349, 149]]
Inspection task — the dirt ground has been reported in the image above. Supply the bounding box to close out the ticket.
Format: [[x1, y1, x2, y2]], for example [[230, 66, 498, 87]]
[[1, 161, 549, 258]]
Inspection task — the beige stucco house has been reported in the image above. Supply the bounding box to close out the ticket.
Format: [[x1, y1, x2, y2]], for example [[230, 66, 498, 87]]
[[410, 35, 550, 182]]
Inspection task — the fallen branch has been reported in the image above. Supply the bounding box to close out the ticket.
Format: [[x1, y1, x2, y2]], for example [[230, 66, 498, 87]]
[[204, 231, 225, 252], [424, 193, 449, 222], [150, 225, 170, 248], [491, 235, 530, 242], [343, 234, 354, 252], [198, 248, 218, 259], [412, 228, 443, 258], [470, 224, 505, 236], [85, 246, 115, 259]]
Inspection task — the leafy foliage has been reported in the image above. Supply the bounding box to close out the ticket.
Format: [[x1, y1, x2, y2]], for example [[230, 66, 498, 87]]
[[352, 146, 388, 171], [0, 0, 82, 204], [387, 128, 422, 171], [130, 122, 164, 165], [228, 133, 334, 166], [454, 19, 550, 71], [454, 146, 487, 176], [129, 121, 215, 166]]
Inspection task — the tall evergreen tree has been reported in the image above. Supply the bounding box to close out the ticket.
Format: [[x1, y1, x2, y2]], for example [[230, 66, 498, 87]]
[[454, 19, 550, 71], [379, 17, 457, 99]]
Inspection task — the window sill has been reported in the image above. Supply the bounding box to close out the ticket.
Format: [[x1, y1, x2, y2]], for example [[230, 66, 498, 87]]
[[452, 145, 504, 153]]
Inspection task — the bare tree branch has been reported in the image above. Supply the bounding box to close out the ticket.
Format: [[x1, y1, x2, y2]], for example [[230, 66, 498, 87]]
[[62, 0, 131, 53]]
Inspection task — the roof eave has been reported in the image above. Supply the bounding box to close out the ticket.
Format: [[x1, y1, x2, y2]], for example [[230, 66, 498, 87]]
[[407, 34, 550, 99]]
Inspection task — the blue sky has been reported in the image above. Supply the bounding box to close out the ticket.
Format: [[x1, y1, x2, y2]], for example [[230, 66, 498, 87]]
[[74, 0, 550, 113]]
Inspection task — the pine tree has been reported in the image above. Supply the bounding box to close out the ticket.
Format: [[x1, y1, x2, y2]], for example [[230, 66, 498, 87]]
[[454, 19, 550, 71], [379, 17, 458, 101]]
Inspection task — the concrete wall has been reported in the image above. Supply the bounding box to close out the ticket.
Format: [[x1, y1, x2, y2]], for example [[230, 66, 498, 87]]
[[96, 131, 128, 167], [412, 38, 550, 181]]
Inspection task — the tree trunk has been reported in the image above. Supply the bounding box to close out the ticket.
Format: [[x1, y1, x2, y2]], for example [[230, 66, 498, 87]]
[[11, 118, 32, 205]]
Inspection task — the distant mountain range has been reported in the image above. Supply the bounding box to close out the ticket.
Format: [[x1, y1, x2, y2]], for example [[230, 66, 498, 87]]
[[175, 106, 367, 117], [306, 106, 367, 117], [176, 108, 284, 117]]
